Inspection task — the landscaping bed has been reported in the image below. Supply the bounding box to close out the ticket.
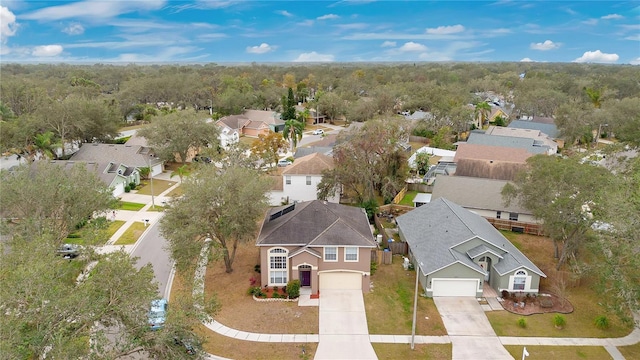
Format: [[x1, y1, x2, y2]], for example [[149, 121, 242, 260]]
[[500, 292, 573, 315]]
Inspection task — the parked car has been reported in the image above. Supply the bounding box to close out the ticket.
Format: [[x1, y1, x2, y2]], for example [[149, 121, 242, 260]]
[[56, 244, 82, 259], [277, 159, 292, 167], [312, 129, 324, 135], [148, 298, 168, 330]]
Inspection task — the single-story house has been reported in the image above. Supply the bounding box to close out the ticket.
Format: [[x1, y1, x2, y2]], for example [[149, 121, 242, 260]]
[[216, 109, 284, 138], [256, 200, 377, 295], [484, 126, 558, 154], [396, 198, 546, 297], [268, 153, 339, 206], [69, 143, 164, 196], [464, 132, 550, 155], [48, 160, 140, 197], [431, 175, 540, 231], [453, 143, 532, 181]]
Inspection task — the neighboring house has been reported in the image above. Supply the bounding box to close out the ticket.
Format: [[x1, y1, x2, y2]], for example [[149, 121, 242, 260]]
[[217, 109, 284, 138], [508, 117, 563, 148], [268, 153, 339, 206], [215, 120, 240, 149], [256, 200, 378, 295], [485, 126, 558, 154], [244, 109, 285, 133], [431, 175, 540, 232], [453, 143, 532, 181], [465, 132, 550, 155], [413, 193, 432, 207], [396, 198, 546, 297], [69, 143, 164, 196], [293, 146, 333, 159], [48, 160, 140, 197], [407, 146, 457, 168]]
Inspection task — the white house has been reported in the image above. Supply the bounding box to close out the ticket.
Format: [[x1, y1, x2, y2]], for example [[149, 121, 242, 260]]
[[216, 121, 240, 149], [268, 153, 339, 206]]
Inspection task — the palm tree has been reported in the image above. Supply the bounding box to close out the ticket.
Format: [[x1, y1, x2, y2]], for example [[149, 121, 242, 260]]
[[283, 119, 305, 152], [170, 164, 190, 184], [584, 87, 602, 109], [33, 131, 62, 160], [474, 102, 491, 128]]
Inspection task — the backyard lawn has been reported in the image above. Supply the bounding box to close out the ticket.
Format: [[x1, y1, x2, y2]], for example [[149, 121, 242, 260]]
[[364, 254, 446, 336], [487, 232, 633, 338]]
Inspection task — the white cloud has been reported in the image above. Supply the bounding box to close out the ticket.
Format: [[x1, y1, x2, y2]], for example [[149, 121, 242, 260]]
[[601, 14, 623, 20], [1, 6, 18, 43], [32, 44, 63, 57], [582, 18, 598, 25], [22, 0, 166, 21], [246, 43, 274, 54], [293, 51, 334, 62], [573, 50, 619, 63], [630, 57, 640, 65], [530, 40, 560, 51], [317, 14, 339, 20], [626, 34, 640, 41], [381, 41, 396, 47], [520, 57, 535, 62], [425, 24, 465, 35], [62, 23, 84, 35], [277, 10, 293, 17], [300, 20, 314, 26], [399, 42, 427, 52]]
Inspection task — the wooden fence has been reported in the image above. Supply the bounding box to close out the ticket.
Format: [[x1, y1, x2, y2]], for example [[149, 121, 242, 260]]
[[485, 218, 544, 236], [409, 135, 429, 144], [392, 186, 408, 204]]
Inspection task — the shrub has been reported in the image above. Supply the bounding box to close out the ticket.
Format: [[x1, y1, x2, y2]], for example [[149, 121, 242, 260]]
[[247, 286, 262, 296], [370, 261, 378, 275], [286, 279, 301, 299], [272, 292, 281, 299], [254, 264, 261, 273], [129, 182, 137, 190], [553, 314, 566, 329], [517, 317, 527, 328], [124, 185, 131, 193], [594, 315, 609, 330], [501, 290, 510, 299], [249, 276, 257, 286]]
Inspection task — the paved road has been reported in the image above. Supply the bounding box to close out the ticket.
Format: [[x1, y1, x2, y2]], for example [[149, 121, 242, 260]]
[[130, 220, 174, 299]]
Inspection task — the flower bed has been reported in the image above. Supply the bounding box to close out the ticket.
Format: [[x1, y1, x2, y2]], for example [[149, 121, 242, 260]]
[[501, 292, 573, 315]]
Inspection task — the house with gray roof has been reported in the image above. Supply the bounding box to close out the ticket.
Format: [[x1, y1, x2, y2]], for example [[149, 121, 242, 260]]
[[256, 200, 377, 296], [396, 198, 545, 297], [465, 132, 550, 155], [69, 143, 164, 196], [431, 175, 540, 231]]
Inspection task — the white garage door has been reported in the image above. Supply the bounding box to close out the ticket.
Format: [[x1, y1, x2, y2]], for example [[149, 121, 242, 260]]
[[319, 272, 362, 290], [432, 279, 478, 297]]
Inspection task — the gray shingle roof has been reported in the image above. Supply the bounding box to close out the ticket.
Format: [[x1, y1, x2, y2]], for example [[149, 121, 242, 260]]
[[396, 198, 545, 277], [70, 144, 162, 168], [256, 200, 376, 248], [509, 120, 559, 138], [431, 175, 531, 215], [466, 133, 549, 154]]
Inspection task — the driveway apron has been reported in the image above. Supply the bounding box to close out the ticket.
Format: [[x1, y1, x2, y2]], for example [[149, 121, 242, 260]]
[[314, 290, 378, 360], [434, 297, 513, 360]]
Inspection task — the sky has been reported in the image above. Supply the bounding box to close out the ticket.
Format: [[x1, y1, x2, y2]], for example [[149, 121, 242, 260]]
[[1, 0, 639, 64]]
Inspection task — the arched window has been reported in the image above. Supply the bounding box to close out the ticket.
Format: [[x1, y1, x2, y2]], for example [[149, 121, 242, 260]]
[[513, 270, 527, 290], [269, 248, 288, 286]]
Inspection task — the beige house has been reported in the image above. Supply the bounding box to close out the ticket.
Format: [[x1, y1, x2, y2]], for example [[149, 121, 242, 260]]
[[256, 200, 377, 296]]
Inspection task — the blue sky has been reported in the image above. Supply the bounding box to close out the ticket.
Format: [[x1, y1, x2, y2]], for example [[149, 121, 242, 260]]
[[1, 1, 639, 64]]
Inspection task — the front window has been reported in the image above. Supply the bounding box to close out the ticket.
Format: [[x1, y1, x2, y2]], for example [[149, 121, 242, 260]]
[[324, 247, 337, 261], [345, 247, 358, 261], [269, 248, 288, 285], [285, 176, 291, 185], [509, 212, 519, 221], [496, 211, 501, 219], [306, 176, 311, 185], [513, 270, 526, 290]]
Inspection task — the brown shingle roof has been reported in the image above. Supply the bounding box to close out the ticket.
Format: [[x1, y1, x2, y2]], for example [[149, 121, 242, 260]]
[[282, 153, 333, 175]]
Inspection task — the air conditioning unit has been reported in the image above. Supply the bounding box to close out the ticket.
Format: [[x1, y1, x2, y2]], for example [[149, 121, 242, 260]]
[[117, 169, 123, 175]]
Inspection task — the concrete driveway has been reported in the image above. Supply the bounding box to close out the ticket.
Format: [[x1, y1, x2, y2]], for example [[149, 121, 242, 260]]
[[314, 290, 377, 360], [434, 297, 513, 360]]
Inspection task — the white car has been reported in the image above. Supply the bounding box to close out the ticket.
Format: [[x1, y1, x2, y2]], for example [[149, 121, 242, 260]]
[[312, 129, 324, 135], [277, 159, 292, 167]]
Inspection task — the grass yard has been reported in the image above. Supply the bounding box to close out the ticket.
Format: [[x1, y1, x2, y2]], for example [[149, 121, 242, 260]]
[[504, 345, 613, 359], [487, 232, 633, 338], [165, 187, 183, 198], [113, 221, 147, 245], [117, 201, 146, 211], [618, 342, 640, 359], [364, 254, 446, 336], [66, 219, 125, 245], [372, 343, 451, 359], [136, 179, 176, 196], [398, 190, 418, 206], [203, 242, 319, 335]]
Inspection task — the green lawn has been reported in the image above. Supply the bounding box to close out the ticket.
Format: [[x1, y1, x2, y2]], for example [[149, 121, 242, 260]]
[[372, 343, 451, 360], [66, 220, 125, 245], [364, 255, 446, 336], [135, 179, 176, 196], [117, 201, 146, 211], [504, 345, 612, 359], [165, 187, 182, 198], [113, 222, 147, 245], [398, 190, 418, 206], [619, 342, 640, 359]]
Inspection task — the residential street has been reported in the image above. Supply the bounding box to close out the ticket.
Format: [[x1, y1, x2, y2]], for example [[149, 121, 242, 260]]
[[130, 220, 174, 299]]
